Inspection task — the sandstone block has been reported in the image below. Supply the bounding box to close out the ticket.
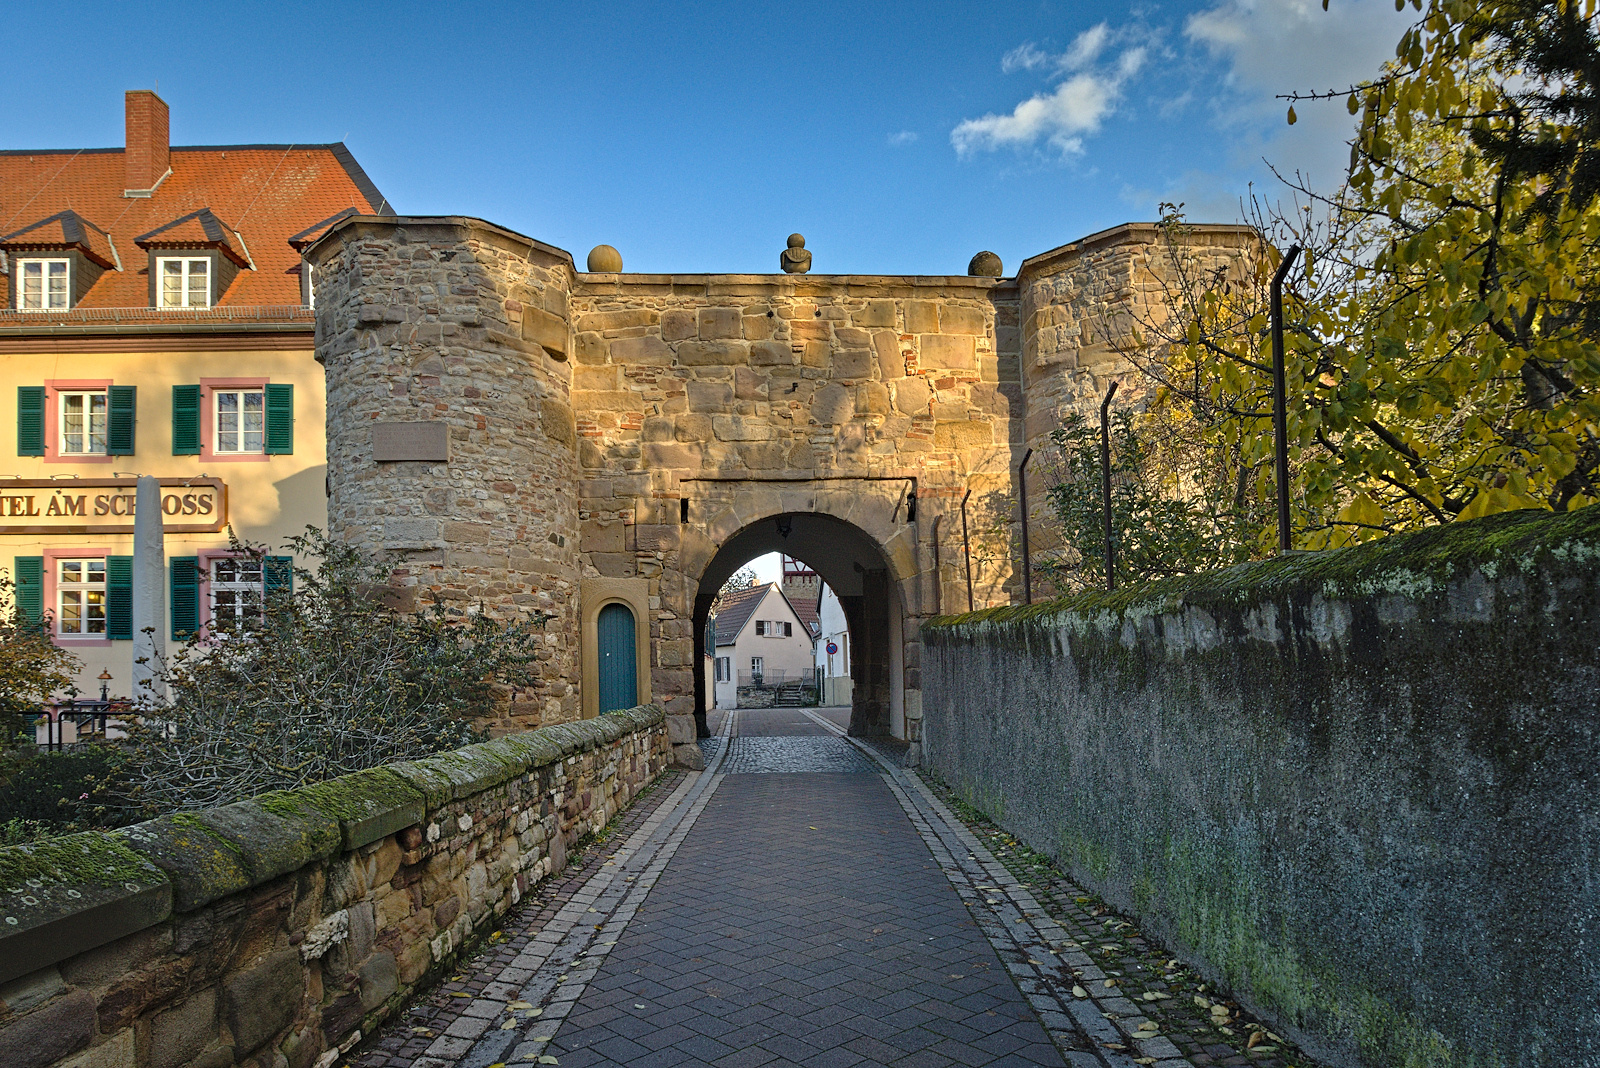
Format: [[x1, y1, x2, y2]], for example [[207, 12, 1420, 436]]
[[834, 326, 872, 349], [55, 1028, 135, 1068], [934, 420, 993, 449], [672, 744, 705, 770], [571, 391, 641, 413], [541, 399, 576, 448], [225, 949, 303, 1055], [635, 525, 680, 551], [798, 341, 828, 368], [921, 334, 976, 369], [678, 340, 748, 366], [666, 715, 696, 745], [572, 366, 618, 391], [856, 382, 890, 415], [906, 301, 939, 334], [832, 349, 874, 379], [713, 416, 775, 441], [697, 308, 742, 339], [749, 341, 794, 366], [675, 414, 713, 442], [0, 989, 94, 1068], [686, 380, 733, 412], [873, 331, 901, 378], [791, 319, 831, 341], [939, 305, 986, 335], [151, 989, 216, 1068], [811, 384, 853, 425], [661, 309, 696, 341], [643, 443, 704, 468], [573, 332, 607, 364], [582, 520, 625, 553], [575, 308, 658, 333], [739, 442, 789, 469], [642, 417, 674, 443], [610, 335, 673, 364], [358, 951, 398, 1011], [734, 367, 767, 400], [742, 314, 774, 340], [853, 300, 896, 327], [894, 376, 931, 416]]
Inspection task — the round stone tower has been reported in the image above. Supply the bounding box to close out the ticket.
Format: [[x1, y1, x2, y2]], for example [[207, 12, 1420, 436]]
[[307, 216, 581, 729]]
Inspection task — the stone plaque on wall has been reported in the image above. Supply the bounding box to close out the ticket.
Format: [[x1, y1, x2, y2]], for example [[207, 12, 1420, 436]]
[[372, 421, 449, 463]]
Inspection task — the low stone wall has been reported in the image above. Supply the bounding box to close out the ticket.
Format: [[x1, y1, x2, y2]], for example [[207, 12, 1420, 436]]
[[923, 508, 1600, 1068], [0, 705, 670, 1068]]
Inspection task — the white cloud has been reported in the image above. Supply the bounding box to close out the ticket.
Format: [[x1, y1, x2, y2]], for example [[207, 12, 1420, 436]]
[[954, 25, 1147, 158], [887, 130, 919, 147]]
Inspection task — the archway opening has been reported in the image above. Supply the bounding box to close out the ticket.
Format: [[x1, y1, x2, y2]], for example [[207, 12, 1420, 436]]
[[692, 513, 903, 742]]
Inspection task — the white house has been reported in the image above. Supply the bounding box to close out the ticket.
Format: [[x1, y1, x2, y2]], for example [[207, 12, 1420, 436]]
[[814, 583, 853, 707], [711, 583, 815, 708]]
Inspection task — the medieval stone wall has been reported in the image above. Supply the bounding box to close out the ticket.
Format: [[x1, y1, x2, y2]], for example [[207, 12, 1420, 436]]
[[308, 216, 1258, 735]]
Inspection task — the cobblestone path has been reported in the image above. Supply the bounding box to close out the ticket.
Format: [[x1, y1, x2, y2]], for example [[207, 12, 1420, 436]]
[[368, 709, 1209, 1068]]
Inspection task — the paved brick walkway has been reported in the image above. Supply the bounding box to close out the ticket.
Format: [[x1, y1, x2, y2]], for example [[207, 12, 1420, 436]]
[[360, 709, 1206, 1068]]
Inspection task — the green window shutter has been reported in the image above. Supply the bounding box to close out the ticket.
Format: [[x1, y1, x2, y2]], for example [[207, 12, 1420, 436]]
[[17, 387, 45, 456], [170, 556, 199, 640], [107, 386, 136, 456], [12, 556, 43, 623], [106, 556, 133, 640], [172, 385, 200, 455], [264, 383, 293, 455], [264, 556, 293, 604]]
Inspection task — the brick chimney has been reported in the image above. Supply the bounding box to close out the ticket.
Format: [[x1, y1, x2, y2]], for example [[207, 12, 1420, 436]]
[[124, 90, 170, 196]]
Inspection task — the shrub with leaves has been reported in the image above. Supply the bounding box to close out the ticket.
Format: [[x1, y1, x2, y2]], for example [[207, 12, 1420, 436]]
[[1040, 411, 1257, 592], [111, 528, 543, 816], [0, 568, 82, 744]]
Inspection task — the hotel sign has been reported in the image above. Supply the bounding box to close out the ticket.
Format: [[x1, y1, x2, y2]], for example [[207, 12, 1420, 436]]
[[0, 478, 228, 535]]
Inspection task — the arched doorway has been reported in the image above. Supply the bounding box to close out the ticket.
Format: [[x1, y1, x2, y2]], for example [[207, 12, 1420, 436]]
[[691, 513, 904, 742], [596, 603, 638, 713]]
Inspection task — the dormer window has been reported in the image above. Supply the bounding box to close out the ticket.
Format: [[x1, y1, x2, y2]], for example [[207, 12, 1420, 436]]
[[158, 257, 211, 308], [17, 258, 71, 310]]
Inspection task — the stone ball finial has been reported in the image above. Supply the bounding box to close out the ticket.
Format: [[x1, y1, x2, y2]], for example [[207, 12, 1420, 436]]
[[968, 251, 1003, 277], [781, 233, 812, 274], [587, 244, 623, 273]]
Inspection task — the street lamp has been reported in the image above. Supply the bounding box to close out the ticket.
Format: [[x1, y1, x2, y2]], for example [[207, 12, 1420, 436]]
[[97, 669, 112, 703]]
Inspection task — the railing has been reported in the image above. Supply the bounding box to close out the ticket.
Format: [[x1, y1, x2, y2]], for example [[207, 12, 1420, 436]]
[[736, 669, 819, 689]]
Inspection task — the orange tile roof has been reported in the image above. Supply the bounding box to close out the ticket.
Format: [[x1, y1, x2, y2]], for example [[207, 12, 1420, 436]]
[[0, 210, 118, 269], [0, 143, 389, 309]]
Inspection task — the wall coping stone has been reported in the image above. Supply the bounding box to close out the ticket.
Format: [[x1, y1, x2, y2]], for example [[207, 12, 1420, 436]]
[[0, 704, 666, 986]]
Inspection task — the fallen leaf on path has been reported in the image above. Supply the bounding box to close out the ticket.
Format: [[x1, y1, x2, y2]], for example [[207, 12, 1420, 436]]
[[1072, 986, 1088, 998], [509, 1001, 534, 1010]]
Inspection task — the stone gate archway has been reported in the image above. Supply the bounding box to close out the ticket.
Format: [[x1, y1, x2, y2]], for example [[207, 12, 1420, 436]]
[[691, 510, 906, 740], [307, 215, 1256, 749]]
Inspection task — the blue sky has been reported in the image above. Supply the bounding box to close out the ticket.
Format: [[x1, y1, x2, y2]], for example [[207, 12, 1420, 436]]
[[3, 1, 1411, 275]]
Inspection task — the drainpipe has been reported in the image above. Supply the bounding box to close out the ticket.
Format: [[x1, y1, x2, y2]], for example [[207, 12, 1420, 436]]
[[1271, 245, 1303, 555], [960, 489, 974, 612], [1100, 382, 1119, 592], [1018, 448, 1034, 604], [931, 514, 943, 616]]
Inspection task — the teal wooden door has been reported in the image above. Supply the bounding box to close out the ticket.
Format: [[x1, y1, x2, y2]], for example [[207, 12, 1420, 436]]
[[597, 603, 637, 713]]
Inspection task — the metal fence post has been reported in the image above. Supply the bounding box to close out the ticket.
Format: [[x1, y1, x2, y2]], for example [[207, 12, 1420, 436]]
[[1271, 245, 1303, 555], [1100, 381, 1119, 591]]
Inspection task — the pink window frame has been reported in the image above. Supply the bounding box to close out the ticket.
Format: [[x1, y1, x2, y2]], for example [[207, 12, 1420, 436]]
[[43, 379, 115, 465], [194, 548, 269, 639], [199, 378, 271, 463], [43, 547, 113, 647]]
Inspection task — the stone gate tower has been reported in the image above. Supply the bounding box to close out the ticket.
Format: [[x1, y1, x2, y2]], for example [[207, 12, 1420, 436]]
[[308, 217, 1257, 744]]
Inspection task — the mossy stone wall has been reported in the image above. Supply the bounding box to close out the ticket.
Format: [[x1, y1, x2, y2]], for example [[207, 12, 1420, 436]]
[[0, 705, 670, 1068], [923, 508, 1600, 1068]]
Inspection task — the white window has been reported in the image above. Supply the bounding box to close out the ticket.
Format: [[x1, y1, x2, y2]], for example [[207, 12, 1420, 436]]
[[59, 391, 108, 455], [750, 656, 764, 677], [158, 257, 211, 308], [58, 559, 106, 635], [210, 557, 264, 632], [17, 258, 70, 311], [214, 389, 265, 453]]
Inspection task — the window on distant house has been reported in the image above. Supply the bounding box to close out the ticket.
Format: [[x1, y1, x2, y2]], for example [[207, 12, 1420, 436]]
[[755, 620, 767, 636], [158, 257, 211, 308], [210, 557, 264, 632], [783, 621, 793, 637], [750, 656, 763, 677], [214, 389, 265, 453], [16, 258, 70, 311], [58, 558, 106, 635], [59, 390, 108, 455], [716, 657, 730, 682]]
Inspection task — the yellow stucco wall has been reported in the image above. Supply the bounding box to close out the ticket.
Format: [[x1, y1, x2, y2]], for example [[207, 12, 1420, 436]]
[[0, 340, 326, 698]]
